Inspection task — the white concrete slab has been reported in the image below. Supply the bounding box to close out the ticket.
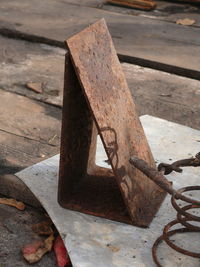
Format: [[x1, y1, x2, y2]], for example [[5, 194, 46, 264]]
[[16, 115, 200, 267]]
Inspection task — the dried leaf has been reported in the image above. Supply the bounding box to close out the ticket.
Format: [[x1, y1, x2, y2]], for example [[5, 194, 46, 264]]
[[22, 234, 54, 264], [22, 240, 43, 255], [54, 236, 71, 267], [176, 18, 195, 26], [0, 198, 25, 210], [26, 82, 43, 94], [32, 220, 53, 236], [44, 234, 54, 251]]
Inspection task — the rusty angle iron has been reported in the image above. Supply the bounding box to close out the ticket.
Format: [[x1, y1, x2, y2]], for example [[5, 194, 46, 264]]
[[58, 19, 166, 227]]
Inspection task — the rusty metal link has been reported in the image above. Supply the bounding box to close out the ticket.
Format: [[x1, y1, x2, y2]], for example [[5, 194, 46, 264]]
[[158, 152, 200, 175], [129, 155, 200, 266]]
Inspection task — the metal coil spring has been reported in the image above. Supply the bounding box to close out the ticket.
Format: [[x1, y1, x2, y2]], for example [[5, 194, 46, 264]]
[[129, 154, 200, 266], [152, 185, 200, 267]]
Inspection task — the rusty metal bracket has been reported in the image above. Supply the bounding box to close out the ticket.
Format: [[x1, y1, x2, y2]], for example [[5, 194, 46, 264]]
[[58, 19, 166, 227]]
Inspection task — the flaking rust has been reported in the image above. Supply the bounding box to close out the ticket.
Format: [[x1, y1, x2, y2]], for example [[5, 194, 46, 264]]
[[58, 19, 166, 227]]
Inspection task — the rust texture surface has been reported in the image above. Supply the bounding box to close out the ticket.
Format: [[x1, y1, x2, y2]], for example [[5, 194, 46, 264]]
[[58, 54, 131, 224], [62, 19, 166, 226]]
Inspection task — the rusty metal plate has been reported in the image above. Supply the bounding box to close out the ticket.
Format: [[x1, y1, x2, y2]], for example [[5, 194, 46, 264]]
[[58, 53, 131, 224], [60, 19, 166, 227]]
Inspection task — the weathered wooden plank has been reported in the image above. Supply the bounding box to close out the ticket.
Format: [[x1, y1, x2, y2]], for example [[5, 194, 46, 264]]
[[0, 0, 200, 78], [0, 36, 64, 107], [0, 36, 200, 131], [0, 90, 61, 144], [55, 0, 200, 26], [122, 63, 200, 130], [101, 0, 200, 27], [106, 0, 157, 10], [0, 130, 58, 174], [0, 89, 61, 174], [0, 87, 61, 211]]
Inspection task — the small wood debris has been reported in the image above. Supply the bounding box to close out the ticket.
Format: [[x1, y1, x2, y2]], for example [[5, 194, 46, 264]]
[[106, 244, 120, 253], [48, 89, 59, 96], [26, 82, 43, 94], [22, 217, 71, 266], [22, 240, 43, 257], [0, 198, 25, 210], [48, 134, 58, 145], [176, 18, 195, 26], [32, 220, 53, 236], [22, 234, 54, 264], [107, 0, 156, 10]]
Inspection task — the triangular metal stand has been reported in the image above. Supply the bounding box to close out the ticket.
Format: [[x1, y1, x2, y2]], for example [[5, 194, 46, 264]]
[[58, 19, 166, 227]]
